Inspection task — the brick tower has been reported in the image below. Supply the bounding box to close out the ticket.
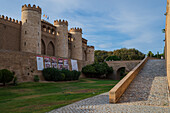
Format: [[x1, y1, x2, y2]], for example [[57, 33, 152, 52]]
[[87, 46, 95, 62], [21, 4, 42, 54], [69, 28, 83, 60], [54, 20, 68, 58]]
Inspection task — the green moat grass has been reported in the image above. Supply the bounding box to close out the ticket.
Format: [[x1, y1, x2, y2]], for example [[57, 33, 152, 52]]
[[0, 78, 119, 113]]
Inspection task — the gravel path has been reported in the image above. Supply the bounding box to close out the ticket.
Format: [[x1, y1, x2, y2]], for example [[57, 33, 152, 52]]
[[49, 59, 170, 113]]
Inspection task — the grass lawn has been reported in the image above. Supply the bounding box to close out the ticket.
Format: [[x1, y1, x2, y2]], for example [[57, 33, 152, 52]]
[[0, 78, 119, 113]]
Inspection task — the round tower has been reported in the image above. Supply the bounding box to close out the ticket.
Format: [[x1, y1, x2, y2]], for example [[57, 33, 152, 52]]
[[21, 4, 41, 54], [86, 46, 95, 63], [54, 20, 68, 58], [69, 28, 83, 60]]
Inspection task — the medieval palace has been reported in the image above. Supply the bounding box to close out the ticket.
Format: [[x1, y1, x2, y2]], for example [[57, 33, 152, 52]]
[[0, 4, 94, 62]]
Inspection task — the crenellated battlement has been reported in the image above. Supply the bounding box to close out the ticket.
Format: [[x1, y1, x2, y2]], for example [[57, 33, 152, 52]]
[[54, 19, 68, 26], [22, 4, 41, 14], [69, 27, 82, 33], [0, 15, 22, 24], [87, 46, 94, 49]]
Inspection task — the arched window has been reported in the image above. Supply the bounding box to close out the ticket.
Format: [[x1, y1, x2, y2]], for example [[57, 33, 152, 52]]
[[52, 29, 55, 35], [41, 39, 45, 55], [42, 25, 46, 32], [47, 41, 55, 56]]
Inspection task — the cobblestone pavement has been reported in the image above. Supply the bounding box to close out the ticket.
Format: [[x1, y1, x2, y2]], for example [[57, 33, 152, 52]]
[[49, 60, 170, 113]]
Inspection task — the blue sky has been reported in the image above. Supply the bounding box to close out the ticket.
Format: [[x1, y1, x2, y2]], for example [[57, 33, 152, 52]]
[[0, 0, 167, 54]]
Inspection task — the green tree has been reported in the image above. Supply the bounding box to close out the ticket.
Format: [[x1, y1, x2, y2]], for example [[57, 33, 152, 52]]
[[113, 48, 145, 60], [95, 48, 145, 62], [95, 50, 113, 62], [0, 69, 14, 86], [147, 51, 154, 57]]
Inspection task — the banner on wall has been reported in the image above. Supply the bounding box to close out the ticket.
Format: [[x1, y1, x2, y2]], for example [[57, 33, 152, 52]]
[[36, 56, 44, 70], [44, 57, 51, 68], [58, 58, 63, 70], [64, 59, 69, 70], [51, 57, 57, 68], [71, 59, 78, 71]]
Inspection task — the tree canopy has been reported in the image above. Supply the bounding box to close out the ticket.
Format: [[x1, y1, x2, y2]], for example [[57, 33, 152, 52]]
[[95, 48, 145, 62]]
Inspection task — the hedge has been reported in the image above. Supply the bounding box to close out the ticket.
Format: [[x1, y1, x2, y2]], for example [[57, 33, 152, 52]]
[[42, 68, 81, 81], [82, 62, 113, 78]]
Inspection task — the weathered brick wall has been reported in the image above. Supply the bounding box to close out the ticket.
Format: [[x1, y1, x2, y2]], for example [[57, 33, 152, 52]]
[[0, 50, 41, 82], [0, 50, 90, 82], [0, 18, 21, 51]]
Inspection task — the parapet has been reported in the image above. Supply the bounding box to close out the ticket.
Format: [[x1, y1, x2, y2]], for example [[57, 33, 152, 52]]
[[54, 19, 68, 26], [69, 27, 82, 34], [82, 38, 88, 44], [0, 15, 22, 24], [87, 46, 95, 49], [22, 4, 41, 14]]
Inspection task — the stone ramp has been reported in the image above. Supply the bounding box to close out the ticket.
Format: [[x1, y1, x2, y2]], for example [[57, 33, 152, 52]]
[[49, 59, 170, 113], [118, 59, 169, 106]]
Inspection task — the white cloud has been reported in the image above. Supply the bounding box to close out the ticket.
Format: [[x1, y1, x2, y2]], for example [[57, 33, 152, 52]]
[[98, 43, 113, 49]]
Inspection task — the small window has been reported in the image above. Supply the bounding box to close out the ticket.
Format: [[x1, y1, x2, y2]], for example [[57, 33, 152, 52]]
[[71, 38, 73, 41], [38, 32, 39, 36], [38, 22, 39, 24], [57, 32, 60, 36], [74, 45, 75, 48], [24, 42, 26, 46], [25, 31, 27, 34], [26, 19, 27, 23]]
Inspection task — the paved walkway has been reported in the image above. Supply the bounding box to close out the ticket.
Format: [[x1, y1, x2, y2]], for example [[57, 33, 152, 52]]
[[49, 60, 170, 113]]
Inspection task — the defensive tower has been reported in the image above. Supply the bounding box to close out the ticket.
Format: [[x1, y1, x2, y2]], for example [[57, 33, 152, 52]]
[[21, 4, 42, 54], [86, 46, 95, 62], [54, 19, 68, 58], [69, 27, 83, 60]]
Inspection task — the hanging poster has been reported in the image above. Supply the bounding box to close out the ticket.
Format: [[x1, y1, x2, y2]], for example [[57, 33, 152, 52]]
[[71, 59, 78, 71], [51, 57, 57, 68], [44, 56, 51, 68], [64, 59, 69, 70], [36, 56, 44, 71], [58, 58, 63, 70]]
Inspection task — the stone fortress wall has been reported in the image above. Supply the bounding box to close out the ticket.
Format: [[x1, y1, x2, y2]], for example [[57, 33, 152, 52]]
[[0, 4, 95, 82], [0, 4, 94, 61], [0, 50, 91, 82]]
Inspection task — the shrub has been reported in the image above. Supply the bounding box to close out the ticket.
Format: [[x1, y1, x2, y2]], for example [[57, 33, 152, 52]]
[[13, 76, 18, 85], [61, 69, 72, 81], [34, 75, 39, 82], [42, 68, 82, 81], [61, 69, 81, 81], [107, 67, 113, 74], [72, 70, 81, 80], [82, 65, 96, 77], [58, 73, 65, 81], [93, 63, 107, 77], [82, 62, 113, 78], [0, 69, 14, 86], [51, 69, 63, 81], [42, 68, 54, 81]]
